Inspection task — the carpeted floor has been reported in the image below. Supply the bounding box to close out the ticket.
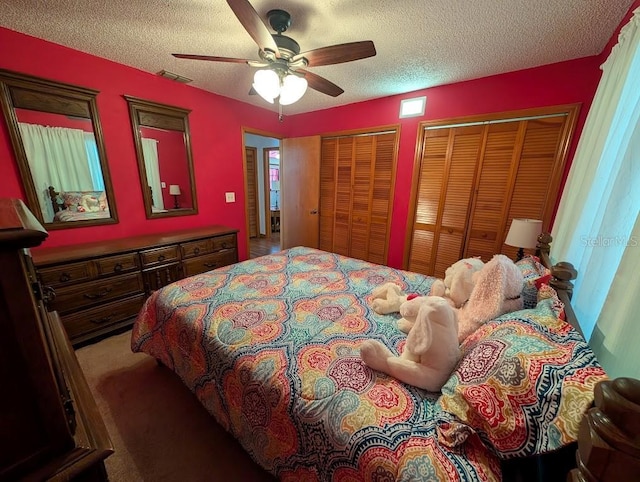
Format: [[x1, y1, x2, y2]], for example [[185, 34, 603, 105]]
[[75, 330, 276, 482]]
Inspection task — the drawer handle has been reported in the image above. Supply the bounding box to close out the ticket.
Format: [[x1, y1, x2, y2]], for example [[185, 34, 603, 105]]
[[83, 288, 112, 300], [90, 315, 113, 324], [204, 262, 218, 268], [157, 254, 166, 262], [194, 247, 200, 255], [221, 242, 228, 249], [59, 273, 71, 282], [114, 263, 123, 272]]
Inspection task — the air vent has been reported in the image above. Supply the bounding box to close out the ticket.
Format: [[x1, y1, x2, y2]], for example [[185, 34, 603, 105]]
[[157, 70, 193, 84]]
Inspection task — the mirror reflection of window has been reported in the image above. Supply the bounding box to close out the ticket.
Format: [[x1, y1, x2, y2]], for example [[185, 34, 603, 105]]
[[16, 109, 109, 223], [139, 126, 192, 211], [141, 138, 165, 212]]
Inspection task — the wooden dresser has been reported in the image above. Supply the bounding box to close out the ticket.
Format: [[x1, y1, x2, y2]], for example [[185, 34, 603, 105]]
[[0, 198, 112, 480], [32, 226, 239, 346]]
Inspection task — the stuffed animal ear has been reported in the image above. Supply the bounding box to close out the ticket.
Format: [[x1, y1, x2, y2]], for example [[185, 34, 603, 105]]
[[406, 298, 453, 355], [405, 302, 434, 355]]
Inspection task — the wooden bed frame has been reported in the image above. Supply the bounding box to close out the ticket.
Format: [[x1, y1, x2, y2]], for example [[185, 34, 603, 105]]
[[530, 234, 640, 481], [48, 185, 65, 214]]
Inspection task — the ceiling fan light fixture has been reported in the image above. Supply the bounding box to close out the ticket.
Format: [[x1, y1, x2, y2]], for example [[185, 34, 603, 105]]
[[279, 74, 308, 105], [253, 69, 280, 103]]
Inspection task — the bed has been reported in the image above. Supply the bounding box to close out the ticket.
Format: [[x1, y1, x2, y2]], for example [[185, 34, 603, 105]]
[[131, 244, 637, 481], [48, 185, 111, 222]]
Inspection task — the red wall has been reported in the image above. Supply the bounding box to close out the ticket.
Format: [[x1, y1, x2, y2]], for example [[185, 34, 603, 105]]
[[0, 27, 284, 260], [2, 1, 636, 265]]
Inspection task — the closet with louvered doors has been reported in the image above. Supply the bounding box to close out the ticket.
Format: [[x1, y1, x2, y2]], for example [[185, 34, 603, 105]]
[[404, 104, 580, 277], [319, 127, 399, 265]]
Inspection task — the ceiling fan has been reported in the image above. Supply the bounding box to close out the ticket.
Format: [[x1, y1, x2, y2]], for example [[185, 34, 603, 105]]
[[172, 0, 377, 105]]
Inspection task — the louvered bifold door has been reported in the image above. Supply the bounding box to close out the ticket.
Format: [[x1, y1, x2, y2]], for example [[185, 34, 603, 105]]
[[502, 115, 568, 259], [368, 133, 396, 264], [407, 125, 482, 277], [319, 130, 397, 263], [319, 138, 337, 252], [463, 122, 523, 260], [332, 137, 355, 256]]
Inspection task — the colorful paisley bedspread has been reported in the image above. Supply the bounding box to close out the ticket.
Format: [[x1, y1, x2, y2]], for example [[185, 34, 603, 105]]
[[131, 247, 501, 481]]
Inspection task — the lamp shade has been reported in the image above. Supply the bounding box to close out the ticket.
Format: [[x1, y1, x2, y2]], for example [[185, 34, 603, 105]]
[[252, 69, 280, 104], [505, 218, 543, 249], [279, 74, 308, 106], [169, 184, 181, 196]]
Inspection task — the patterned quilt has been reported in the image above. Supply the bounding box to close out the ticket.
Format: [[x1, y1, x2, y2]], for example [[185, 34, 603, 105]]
[[131, 247, 500, 481]]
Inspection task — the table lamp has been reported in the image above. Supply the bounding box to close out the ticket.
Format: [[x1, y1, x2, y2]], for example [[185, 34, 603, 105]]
[[504, 218, 543, 261], [169, 184, 181, 209]]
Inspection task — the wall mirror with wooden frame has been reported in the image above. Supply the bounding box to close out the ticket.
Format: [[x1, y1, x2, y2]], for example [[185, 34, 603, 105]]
[[124, 95, 198, 219], [0, 69, 118, 229]]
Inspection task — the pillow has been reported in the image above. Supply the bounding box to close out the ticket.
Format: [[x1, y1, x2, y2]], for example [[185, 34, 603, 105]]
[[515, 255, 551, 309], [435, 292, 608, 459], [61, 190, 107, 212]]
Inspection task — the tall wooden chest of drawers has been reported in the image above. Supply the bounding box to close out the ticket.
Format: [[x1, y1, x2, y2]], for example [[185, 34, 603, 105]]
[[32, 226, 238, 346]]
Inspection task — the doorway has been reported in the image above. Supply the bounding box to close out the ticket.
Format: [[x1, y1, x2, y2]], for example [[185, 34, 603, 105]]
[[243, 130, 281, 258]]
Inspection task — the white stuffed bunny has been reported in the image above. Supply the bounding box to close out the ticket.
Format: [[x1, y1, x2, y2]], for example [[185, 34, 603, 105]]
[[430, 257, 485, 308], [360, 297, 461, 392]]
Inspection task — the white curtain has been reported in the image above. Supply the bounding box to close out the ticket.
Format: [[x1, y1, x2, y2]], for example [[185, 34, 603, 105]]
[[84, 132, 105, 190], [19, 122, 96, 221], [141, 138, 164, 211], [551, 8, 640, 379]]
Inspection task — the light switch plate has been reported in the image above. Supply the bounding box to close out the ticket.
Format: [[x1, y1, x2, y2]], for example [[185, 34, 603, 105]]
[[225, 192, 235, 203]]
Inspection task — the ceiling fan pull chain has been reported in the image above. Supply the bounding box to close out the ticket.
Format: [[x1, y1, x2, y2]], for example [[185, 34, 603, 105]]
[[279, 103, 283, 122]]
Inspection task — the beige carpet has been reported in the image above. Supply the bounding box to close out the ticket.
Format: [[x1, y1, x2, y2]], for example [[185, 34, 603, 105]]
[[76, 330, 276, 482]]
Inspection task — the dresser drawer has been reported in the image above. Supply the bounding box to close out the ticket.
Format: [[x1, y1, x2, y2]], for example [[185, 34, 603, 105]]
[[181, 239, 213, 259], [213, 234, 236, 252], [62, 293, 146, 341], [38, 261, 93, 288], [95, 252, 139, 276], [50, 272, 144, 314], [182, 251, 237, 277], [139, 245, 180, 267]]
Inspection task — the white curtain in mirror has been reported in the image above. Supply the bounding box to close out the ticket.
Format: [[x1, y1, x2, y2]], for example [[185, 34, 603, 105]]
[[141, 137, 164, 211], [19, 122, 97, 220]]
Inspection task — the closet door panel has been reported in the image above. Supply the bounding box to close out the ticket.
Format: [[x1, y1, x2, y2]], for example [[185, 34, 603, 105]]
[[349, 137, 374, 260], [408, 130, 448, 274], [465, 122, 521, 260], [408, 229, 435, 274], [319, 139, 337, 252], [333, 138, 354, 256], [368, 133, 396, 264], [504, 116, 566, 256], [440, 126, 482, 230], [432, 126, 483, 276]]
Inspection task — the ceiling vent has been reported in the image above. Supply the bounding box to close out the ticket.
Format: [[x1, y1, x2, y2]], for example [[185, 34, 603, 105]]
[[157, 70, 193, 84]]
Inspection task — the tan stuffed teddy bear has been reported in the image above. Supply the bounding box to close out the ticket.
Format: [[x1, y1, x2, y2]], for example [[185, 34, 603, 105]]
[[360, 296, 460, 392]]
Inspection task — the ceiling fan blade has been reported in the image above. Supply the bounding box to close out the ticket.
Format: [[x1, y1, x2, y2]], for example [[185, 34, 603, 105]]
[[227, 0, 280, 57], [172, 53, 251, 64], [293, 41, 376, 67], [298, 69, 344, 97]]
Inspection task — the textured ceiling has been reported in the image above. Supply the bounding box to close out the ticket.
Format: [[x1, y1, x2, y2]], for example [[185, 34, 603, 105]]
[[0, 0, 633, 115]]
